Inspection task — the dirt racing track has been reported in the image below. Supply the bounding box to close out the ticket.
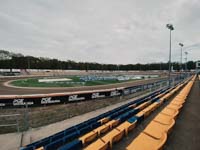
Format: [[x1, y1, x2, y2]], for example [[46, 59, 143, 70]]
[[0, 76, 166, 95], [0, 75, 169, 108]]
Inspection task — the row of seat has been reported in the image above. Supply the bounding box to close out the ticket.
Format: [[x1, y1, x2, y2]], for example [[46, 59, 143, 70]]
[[82, 77, 191, 150], [58, 89, 171, 150], [22, 87, 170, 150], [22, 76, 191, 150], [126, 75, 195, 150]]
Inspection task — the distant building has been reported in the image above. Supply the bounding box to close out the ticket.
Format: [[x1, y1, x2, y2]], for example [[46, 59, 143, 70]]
[[196, 61, 200, 74]]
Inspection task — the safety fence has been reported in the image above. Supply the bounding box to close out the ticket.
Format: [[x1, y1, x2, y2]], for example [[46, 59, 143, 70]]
[[0, 80, 167, 134], [0, 78, 180, 108]]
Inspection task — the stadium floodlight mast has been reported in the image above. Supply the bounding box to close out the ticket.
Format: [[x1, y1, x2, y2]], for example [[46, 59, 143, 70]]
[[179, 43, 184, 80], [166, 24, 174, 87], [185, 51, 188, 71]]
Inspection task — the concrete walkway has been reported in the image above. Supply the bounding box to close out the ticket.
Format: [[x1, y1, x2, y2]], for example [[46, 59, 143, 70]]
[[0, 93, 147, 150]]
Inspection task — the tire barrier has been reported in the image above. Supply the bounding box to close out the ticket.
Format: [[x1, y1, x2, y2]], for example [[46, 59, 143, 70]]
[[0, 80, 169, 108]]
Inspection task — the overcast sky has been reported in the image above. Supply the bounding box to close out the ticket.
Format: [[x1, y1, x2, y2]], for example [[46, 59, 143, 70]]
[[0, 0, 199, 64]]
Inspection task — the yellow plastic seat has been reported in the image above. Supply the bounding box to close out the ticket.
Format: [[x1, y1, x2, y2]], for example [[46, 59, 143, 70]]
[[171, 88, 178, 94], [126, 132, 167, 150], [175, 93, 187, 98], [161, 107, 179, 119], [116, 120, 137, 135], [155, 93, 166, 99], [35, 147, 44, 150], [99, 118, 109, 124], [128, 103, 137, 108], [170, 100, 184, 106], [173, 97, 186, 102], [141, 106, 152, 117], [176, 94, 187, 98], [155, 101, 162, 107], [94, 124, 110, 135], [159, 97, 165, 103], [142, 103, 158, 117], [135, 101, 150, 110], [102, 128, 124, 149], [161, 93, 171, 101], [155, 100, 163, 107], [144, 120, 174, 136], [150, 103, 159, 110], [79, 130, 98, 145], [166, 103, 182, 111], [136, 111, 145, 118], [84, 138, 109, 150], [105, 120, 119, 128], [153, 113, 175, 126]]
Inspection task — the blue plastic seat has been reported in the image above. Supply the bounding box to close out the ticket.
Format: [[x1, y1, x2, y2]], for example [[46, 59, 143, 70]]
[[20, 146, 34, 150], [135, 99, 146, 106], [64, 127, 76, 136], [118, 113, 130, 122], [58, 140, 82, 150], [78, 125, 92, 136], [45, 138, 63, 150], [151, 97, 159, 103], [63, 132, 79, 143], [51, 131, 65, 142], [75, 123, 88, 130], [90, 121, 101, 129], [25, 142, 37, 149], [34, 138, 50, 149], [127, 116, 138, 123], [136, 115, 144, 123], [116, 109, 139, 123]]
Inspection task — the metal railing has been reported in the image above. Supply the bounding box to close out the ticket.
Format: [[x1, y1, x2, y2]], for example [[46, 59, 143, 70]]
[[0, 114, 20, 132]]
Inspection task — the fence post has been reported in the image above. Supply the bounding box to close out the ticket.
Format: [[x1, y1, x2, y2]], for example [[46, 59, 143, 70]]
[[24, 103, 29, 131], [16, 116, 19, 132]]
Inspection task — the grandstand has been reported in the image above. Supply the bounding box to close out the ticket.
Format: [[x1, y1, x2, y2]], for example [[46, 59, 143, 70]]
[[20, 75, 195, 150]]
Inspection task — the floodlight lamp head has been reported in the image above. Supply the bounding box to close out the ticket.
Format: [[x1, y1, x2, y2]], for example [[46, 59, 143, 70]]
[[179, 43, 184, 47], [166, 24, 174, 30]]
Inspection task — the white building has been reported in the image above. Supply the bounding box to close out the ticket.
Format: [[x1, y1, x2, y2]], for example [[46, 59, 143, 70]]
[[196, 61, 200, 74]]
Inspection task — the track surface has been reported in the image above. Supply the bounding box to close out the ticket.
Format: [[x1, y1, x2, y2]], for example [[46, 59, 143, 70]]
[[0, 77, 166, 95]]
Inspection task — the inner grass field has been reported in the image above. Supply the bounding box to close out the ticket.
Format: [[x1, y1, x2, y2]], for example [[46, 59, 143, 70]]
[[10, 76, 140, 87]]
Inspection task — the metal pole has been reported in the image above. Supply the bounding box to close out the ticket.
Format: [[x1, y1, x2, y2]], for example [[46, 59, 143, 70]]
[[16, 116, 19, 132], [24, 103, 29, 130], [186, 54, 188, 71], [168, 30, 172, 87], [184, 52, 188, 71], [181, 46, 182, 71], [180, 46, 182, 81]]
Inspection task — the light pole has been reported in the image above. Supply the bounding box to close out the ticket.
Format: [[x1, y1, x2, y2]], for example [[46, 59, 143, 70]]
[[179, 43, 184, 80], [166, 24, 174, 87], [185, 51, 188, 71]]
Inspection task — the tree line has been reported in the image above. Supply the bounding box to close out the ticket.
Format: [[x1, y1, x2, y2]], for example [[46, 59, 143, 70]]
[[0, 50, 197, 71]]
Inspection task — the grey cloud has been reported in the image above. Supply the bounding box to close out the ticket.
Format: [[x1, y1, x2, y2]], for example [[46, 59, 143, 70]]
[[0, 0, 199, 64]]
